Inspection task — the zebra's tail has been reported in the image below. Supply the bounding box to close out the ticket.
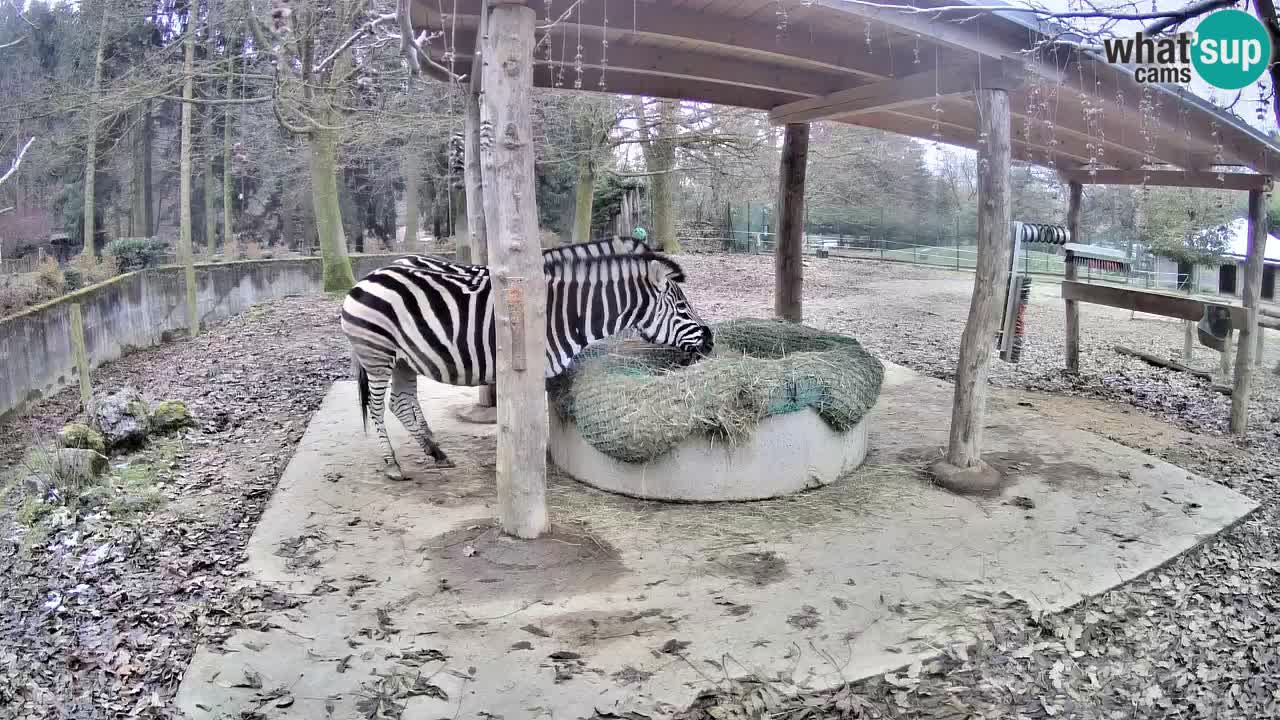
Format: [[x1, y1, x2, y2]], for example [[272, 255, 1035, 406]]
[[355, 360, 370, 433]]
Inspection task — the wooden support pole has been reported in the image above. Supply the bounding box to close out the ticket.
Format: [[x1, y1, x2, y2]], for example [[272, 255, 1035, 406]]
[[69, 303, 91, 410], [1231, 188, 1268, 434], [936, 87, 1012, 490], [480, 1, 547, 538], [1063, 181, 1082, 372], [774, 122, 808, 323], [467, 6, 496, 409], [1220, 329, 1233, 378]]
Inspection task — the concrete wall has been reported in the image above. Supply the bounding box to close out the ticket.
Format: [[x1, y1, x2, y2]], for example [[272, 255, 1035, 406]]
[[0, 255, 406, 420]]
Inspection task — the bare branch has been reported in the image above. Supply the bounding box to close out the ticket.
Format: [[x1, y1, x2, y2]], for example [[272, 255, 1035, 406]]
[[0, 136, 35, 188], [315, 11, 396, 73]]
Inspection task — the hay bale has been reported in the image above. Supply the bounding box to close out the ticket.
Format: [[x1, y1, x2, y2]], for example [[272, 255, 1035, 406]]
[[548, 319, 884, 464]]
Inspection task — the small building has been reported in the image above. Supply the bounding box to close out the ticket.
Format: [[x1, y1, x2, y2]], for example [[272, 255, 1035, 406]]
[[1151, 218, 1280, 301]]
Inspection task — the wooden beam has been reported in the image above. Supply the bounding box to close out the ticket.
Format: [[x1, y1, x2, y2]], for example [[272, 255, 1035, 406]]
[[769, 57, 1024, 125], [416, 1, 914, 83], [1231, 189, 1268, 435], [855, 110, 1094, 169], [1059, 169, 1273, 191], [1064, 182, 1082, 372], [775, 123, 808, 323], [945, 87, 1013, 477], [444, 31, 852, 99], [480, 2, 548, 539], [1060, 280, 1246, 326]]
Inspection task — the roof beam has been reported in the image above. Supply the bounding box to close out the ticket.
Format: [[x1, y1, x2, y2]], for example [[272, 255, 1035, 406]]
[[1058, 169, 1273, 191], [438, 32, 849, 99], [768, 57, 1024, 125], [415, 1, 933, 82]]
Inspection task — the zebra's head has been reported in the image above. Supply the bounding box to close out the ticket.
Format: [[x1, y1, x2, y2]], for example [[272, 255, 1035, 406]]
[[637, 257, 714, 358]]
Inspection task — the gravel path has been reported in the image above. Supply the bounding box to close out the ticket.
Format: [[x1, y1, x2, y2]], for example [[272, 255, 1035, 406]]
[[1, 254, 1277, 719]]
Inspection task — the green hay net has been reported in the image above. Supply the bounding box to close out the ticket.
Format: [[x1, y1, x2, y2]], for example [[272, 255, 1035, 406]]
[[547, 319, 885, 464]]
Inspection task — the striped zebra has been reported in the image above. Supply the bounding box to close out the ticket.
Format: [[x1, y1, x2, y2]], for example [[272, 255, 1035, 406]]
[[392, 236, 649, 275], [340, 242, 714, 479]]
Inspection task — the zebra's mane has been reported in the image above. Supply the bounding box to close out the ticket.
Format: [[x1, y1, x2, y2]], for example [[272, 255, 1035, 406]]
[[547, 250, 686, 284]]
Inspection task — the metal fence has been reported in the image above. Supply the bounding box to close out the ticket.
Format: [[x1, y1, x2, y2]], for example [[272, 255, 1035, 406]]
[[707, 230, 1187, 289]]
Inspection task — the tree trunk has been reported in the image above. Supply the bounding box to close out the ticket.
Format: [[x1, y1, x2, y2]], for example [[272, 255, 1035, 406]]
[[402, 152, 420, 248], [944, 88, 1012, 473], [130, 106, 149, 237], [636, 99, 680, 252], [571, 152, 594, 244], [480, 3, 547, 539], [223, 40, 236, 255], [775, 122, 808, 323], [178, 23, 199, 335], [309, 130, 355, 292], [464, 68, 495, 408], [1232, 189, 1268, 434], [1064, 182, 1082, 371], [204, 108, 218, 256], [82, 8, 110, 257], [143, 101, 154, 236]]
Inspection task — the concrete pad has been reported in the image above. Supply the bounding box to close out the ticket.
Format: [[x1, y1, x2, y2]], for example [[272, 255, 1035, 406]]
[[176, 362, 1257, 720], [548, 406, 870, 501]]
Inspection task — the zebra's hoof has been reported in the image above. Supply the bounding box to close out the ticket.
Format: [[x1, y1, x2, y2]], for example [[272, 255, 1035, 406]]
[[383, 465, 407, 481], [433, 457, 456, 469]]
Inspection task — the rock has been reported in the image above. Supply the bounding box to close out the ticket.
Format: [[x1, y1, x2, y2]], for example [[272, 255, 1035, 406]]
[[57, 423, 106, 454], [47, 448, 109, 485], [90, 388, 151, 451], [151, 400, 194, 432]]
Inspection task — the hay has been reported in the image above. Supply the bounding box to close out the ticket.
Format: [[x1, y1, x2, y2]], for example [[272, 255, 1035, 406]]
[[547, 319, 885, 464]]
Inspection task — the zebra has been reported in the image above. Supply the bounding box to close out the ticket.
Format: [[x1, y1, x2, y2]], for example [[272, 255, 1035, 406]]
[[392, 235, 650, 275], [340, 242, 714, 480]]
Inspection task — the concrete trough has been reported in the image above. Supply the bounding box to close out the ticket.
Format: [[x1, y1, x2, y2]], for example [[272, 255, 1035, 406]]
[[548, 406, 873, 502]]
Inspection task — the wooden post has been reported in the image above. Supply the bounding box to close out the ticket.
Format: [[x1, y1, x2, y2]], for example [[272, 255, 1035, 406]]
[[774, 122, 808, 323], [480, 1, 547, 538], [932, 88, 1012, 493], [69, 303, 91, 410], [467, 6, 496, 409], [1231, 188, 1268, 434], [1220, 329, 1233, 378], [1064, 181, 1082, 372]]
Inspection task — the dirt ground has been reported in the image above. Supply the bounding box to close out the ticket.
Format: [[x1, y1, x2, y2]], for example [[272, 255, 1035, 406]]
[[1, 254, 1277, 718]]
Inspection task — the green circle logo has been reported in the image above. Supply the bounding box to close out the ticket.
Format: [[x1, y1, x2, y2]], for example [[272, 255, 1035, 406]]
[[1192, 9, 1272, 90]]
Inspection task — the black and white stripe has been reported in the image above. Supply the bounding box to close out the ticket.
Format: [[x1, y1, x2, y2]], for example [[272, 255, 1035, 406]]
[[340, 241, 712, 479]]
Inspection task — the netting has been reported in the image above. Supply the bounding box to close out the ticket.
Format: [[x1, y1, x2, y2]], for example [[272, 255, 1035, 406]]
[[547, 319, 885, 464]]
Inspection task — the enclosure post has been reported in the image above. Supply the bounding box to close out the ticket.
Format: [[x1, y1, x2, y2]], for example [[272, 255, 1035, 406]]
[[775, 122, 809, 323], [69, 303, 91, 410], [1064, 181, 1082, 372], [932, 87, 1012, 494], [480, 1, 548, 538], [467, 6, 496, 409], [1231, 188, 1268, 434]]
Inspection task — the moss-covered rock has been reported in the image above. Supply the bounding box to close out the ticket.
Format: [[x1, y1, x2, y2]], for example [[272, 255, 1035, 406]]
[[150, 400, 194, 432], [89, 387, 151, 451], [57, 423, 106, 453]]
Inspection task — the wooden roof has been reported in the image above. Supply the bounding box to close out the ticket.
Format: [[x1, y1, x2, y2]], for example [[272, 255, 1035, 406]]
[[411, 0, 1280, 177]]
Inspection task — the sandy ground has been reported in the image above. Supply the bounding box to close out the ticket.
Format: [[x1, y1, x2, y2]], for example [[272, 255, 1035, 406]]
[[2, 253, 1278, 719]]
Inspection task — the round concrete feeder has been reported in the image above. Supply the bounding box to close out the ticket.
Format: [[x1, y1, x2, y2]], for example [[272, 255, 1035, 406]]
[[548, 406, 872, 502]]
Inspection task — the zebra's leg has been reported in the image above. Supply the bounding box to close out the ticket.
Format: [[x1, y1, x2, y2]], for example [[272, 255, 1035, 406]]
[[389, 363, 454, 469], [362, 362, 406, 481]]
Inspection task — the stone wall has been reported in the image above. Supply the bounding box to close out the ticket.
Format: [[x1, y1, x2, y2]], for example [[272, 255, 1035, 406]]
[[0, 255, 407, 420]]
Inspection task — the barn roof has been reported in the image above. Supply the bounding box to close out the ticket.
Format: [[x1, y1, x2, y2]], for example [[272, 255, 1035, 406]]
[[410, 0, 1280, 177]]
